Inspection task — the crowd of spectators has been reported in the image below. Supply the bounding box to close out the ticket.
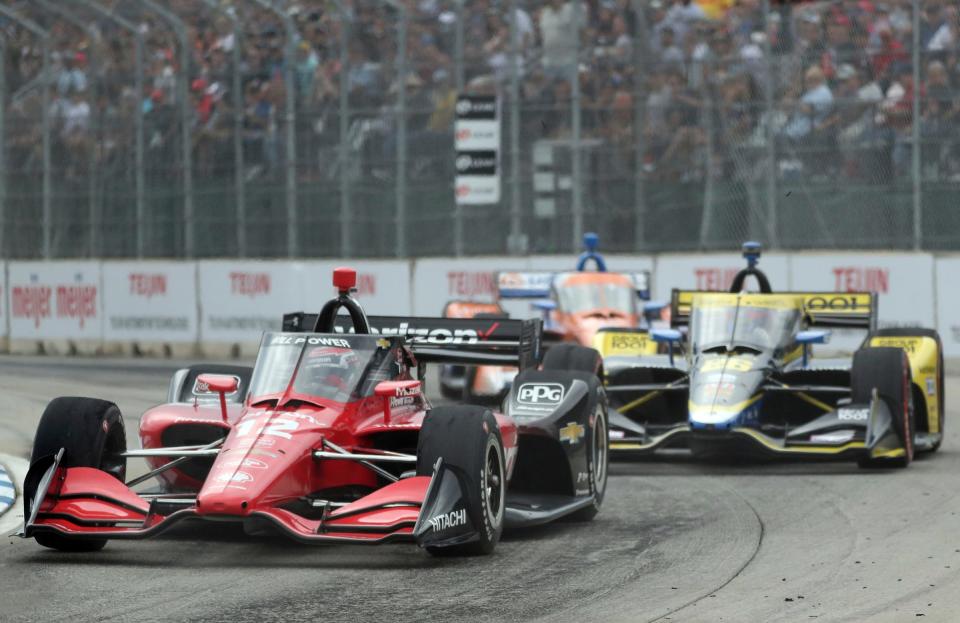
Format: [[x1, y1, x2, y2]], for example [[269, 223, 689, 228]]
[[2, 0, 960, 190]]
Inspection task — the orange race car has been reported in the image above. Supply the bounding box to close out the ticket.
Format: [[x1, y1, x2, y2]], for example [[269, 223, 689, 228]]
[[441, 234, 661, 403]]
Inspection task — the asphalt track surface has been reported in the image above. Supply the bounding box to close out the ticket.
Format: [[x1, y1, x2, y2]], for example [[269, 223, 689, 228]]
[[1, 356, 959, 622]]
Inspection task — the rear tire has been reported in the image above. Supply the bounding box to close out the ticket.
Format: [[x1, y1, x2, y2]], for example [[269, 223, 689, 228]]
[[853, 348, 914, 469], [873, 327, 944, 452], [542, 344, 602, 376], [28, 397, 127, 552], [417, 406, 505, 556]]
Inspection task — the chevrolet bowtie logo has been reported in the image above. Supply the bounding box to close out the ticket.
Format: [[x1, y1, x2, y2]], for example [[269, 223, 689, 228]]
[[559, 422, 585, 445]]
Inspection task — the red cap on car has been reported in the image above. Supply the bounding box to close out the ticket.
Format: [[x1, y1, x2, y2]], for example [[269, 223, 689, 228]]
[[333, 267, 356, 293]]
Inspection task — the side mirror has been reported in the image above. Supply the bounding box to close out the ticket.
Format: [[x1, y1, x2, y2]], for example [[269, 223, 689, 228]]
[[796, 329, 830, 345], [532, 299, 557, 311], [650, 328, 683, 344], [197, 374, 239, 422], [374, 380, 422, 423], [650, 328, 683, 366], [796, 329, 830, 367]]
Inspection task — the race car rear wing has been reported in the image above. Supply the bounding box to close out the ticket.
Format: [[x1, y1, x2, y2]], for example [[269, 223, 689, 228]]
[[282, 312, 543, 370], [670, 290, 878, 330]]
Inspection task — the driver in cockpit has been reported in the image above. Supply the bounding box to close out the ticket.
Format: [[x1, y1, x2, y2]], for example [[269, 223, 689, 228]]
[[299, 346, 358, 394]]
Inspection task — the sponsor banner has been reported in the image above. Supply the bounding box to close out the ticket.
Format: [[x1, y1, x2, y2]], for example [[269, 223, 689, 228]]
[[8, 261, 102, 340], [653, 253, 790, 300], [102, 262, 198, 342], [413, 257, 525, 317], [455, 119, 498, 151], [455, 175, 501, 205], [455, 94, 500, 206], [300, 260, 411, 317], [455, 95, 496, 120], [455, 151, 497, 176], [198, 261, 307, 343], [791, 253, 935, 352], [935, 257, 960, 356]]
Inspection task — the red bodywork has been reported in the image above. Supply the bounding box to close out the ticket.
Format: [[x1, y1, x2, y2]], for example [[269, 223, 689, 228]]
[[30, 364, 519, 545]]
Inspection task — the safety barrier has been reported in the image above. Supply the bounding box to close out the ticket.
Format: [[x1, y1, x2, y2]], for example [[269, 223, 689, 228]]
[[0, 253, 956, 356]]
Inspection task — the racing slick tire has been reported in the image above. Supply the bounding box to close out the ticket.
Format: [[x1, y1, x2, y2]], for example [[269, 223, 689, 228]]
[[565, 385, 609, 522], [542, 344, 603, 376], [873, 327, 945, 452], [852, 348, 914, 469], [417, 406, 505, 556], [27, 397, 127, 551]]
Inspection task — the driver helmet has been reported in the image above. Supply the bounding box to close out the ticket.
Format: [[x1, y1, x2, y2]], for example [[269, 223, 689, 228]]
[[301, 346, 357, 391]]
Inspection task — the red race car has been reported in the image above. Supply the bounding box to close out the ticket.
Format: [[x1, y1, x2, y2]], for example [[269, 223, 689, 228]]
[[19, 268, 608, 556]]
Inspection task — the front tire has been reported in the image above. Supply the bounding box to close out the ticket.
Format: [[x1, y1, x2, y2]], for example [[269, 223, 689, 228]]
[[417, 406, 506, 555], [853, 348, 914, 469], [567, 388, 609, 521], [28, 397, 127, 551], [873, 327, 944, 452]]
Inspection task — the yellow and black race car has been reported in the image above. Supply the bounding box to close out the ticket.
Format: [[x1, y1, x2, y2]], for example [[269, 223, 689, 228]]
[[602, 243, 944, 468]]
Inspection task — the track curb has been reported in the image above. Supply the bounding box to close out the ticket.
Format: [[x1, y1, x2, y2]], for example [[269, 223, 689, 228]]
[[0, 462, 13, 517], [0, 453, 27, 536]]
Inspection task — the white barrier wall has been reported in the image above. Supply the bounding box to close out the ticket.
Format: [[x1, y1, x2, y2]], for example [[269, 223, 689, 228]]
[[102, 262, 199, 344], [302, 261, 412, 317], [8, 262, 101, 343], [653, 253, 791, 299], [936, 257, 960, 357], [198, 261, 307, 344], [0, 253, 955, 356]]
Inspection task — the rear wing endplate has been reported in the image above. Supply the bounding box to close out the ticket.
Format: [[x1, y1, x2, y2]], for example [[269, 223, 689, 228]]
[[670, 290, 877, 330], [282, 312, 543, 369]]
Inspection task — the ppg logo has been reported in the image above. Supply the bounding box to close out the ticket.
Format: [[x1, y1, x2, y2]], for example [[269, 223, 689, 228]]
[[517, 383, 565, 405]]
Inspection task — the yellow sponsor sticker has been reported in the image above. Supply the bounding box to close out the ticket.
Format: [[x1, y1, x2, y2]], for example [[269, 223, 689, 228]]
[[559, 422, 586, 445]]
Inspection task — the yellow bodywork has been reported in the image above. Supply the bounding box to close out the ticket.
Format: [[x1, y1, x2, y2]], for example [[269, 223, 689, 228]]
[[592, 331, 658, 358], [868, 335, 941, 434]]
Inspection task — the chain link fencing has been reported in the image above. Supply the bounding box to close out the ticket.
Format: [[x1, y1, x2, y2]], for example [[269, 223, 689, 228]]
[[0, 0, 957, 259]]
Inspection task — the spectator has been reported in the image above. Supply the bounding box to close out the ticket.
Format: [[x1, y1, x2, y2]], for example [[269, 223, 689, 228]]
[[830, 63, 885, 177], [655, 26, 686, 71], [782, 65, 834, 142], [57, 51, 89, 97], [539, 0, 586, 80], [922, 59, 959, 175]]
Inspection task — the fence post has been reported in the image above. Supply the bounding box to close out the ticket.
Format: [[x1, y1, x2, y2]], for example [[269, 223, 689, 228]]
[[383, 0, 408, 258], [631, 0, 649, 251], [0, 34, 5, 257], [37, 0, 101, 257], [73, 0, 145, 258], [911, 0, 922, 250], [201, 0, 246, 258], [762, 0, 778, 247], [508, 0, 523, 255], [570, 0, 583, 252], [335, 0, 352, 258], [134, 0, 194, 258], [453, 0, 465, 257], [0, 7, 50, 259], [251, 0, 298, 258]]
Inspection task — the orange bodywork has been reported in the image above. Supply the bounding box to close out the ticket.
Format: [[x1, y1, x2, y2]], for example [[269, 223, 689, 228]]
[[443, 301, 504, 319], [550, 272, 640, 346]]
